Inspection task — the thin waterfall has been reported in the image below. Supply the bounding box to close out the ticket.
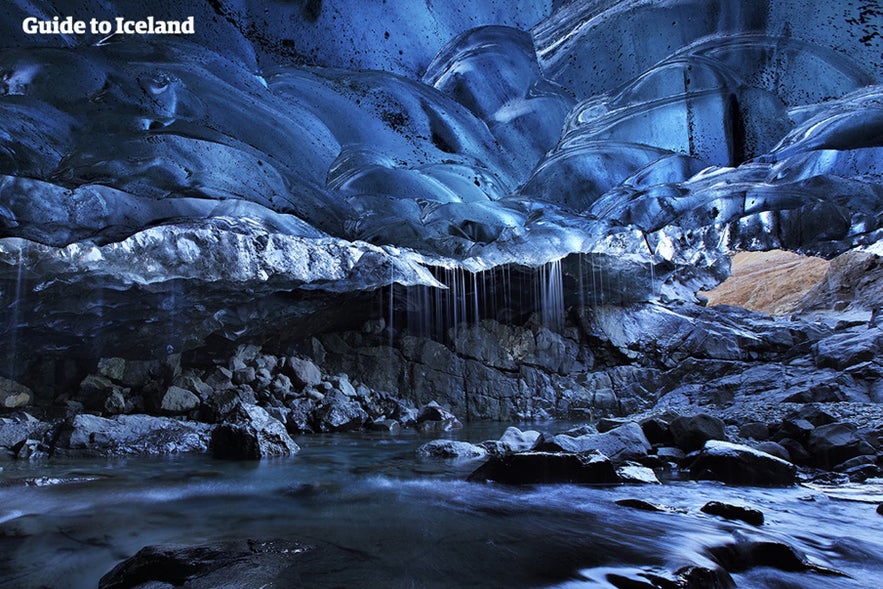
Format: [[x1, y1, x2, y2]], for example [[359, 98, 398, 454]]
[[541, 259, 565, 332]]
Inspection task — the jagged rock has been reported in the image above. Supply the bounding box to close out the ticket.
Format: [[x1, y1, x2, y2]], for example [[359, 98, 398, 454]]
[[539, 422, 651, 462], [212, 403, 299, 460], [55, 414, 211, 456], [270, 374, 293, 399], [467, 450, 618, 485], [813, 329, 883, 370], [656, 446, 685, 462], [701, 501, 764, 526], [285, 357, 322, 390], [233, 366, 256, 386], [0, 377, 32, 410], [311, 391, 368, 432], [616, 464, 660, 484], [416, 440, 488, 459], [161, 386, 200, 414], [806, 422, 877, 469], [285, 398, 315, 434], [204, 367, 235, 391], [739, 422, 769, 441], [688, 441, 797, 486], [639, 416, 674, 446], [778, 438, 812, 465], [0, 413, 49, 452], [597, 417, 630, 433], [776, 418, 814, 440], [416, 401, 462, 431], [669, 414, 727, 453], [14, 438, 46, 460]]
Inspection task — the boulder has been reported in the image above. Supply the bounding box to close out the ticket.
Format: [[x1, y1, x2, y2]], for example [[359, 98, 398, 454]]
[[416, 401, 462, 431], [161, 386, 200, 414], [639, 416, 674, 446], [700, 501, 764, 526], [753, 441, 790, 462], [211, 404, 300, 460], [467, 451, 618, 485], [669, 414, 727, 452], [656, 446, 686, 462], [616, 464, 660, 484], [539, 422, 651, 462], [55, 414, 211, 456], [483, 427, 541, 455], [708, 541, 844, 576], [813, 329, 883, 370], [614, 498, 668, 512], [369, 419, 401, 433], [311, 391, 368, 432], [806, 422, 877, 469], [416, 440, 488, 459], [0, 377, 32, 410], [877, 504, 883, 516], [688, 440, 797, 486], [0, 413, 49, 451], [285, 357, 322, 389], [739, 422, 769, 441]]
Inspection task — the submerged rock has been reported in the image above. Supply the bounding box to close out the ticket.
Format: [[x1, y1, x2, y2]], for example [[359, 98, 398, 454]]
[[688, 440, 797, 486], [211, 403, 300, 460], [467, 450, 618, 485], [614, 498, 669, 512], [707, 541, 846, 576], [700, 501, 764, 526]]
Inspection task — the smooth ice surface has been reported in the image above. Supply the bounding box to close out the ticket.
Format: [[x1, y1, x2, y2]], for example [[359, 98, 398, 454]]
[[1, 0, 881, 353]]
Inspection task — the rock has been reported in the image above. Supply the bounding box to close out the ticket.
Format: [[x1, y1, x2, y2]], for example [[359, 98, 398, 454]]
[[0, 413, 49, 451], [616, 465, 661, 484], [416, 440, 488, 459], [467, 451, 618, 485], [233, 366, 256, 386], [688, 440, 797, 486], [0, 377, 33, 410], [640, 416, 674, 446], [285, 357, 322, 389], [778, 438, 812, 465], [369, 419, 401, 433], [700, 501, 764, 525], [656, 446, 685, 462], [877, 504, 883, 516], [270, 374, 293, 398], [311, 391, 368, 432], [614, 498, 668, 512], [674, 565, 734, 589], [483, 427, 541, 455], [55, 414, 211, 456], [14, 438, 47, 460], [739, 422, 769, 441], [539, 422, 651, 462], [813, 329, 883, 370], [97, 357, 127, 382], [777, 418, 814, 440], [669, 414, 727, 453], [597, 417, 630, 432], [707, 541, 845, 576], [211, 403, 300, 460], [806, 422, 877, 469], [753, 441, 790, 462], [416, 401, 462, 431], [787, 405, 836, 427], [161, 386, 201, 414]]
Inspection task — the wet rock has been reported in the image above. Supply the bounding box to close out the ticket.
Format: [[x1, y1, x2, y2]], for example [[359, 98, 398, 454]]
[[211, 403, 299, 460], [656, 446, 685, 462], [707, 541, 846, 576], [416, 440, 488, 459], [688, 440, 797, 486], [467, 450, 618, 485], [14, 438, 47, 460], [614, 498, 668, 512], [700, 501, 764, 526], [806, 422, 877, 469], [285, 357, 322, 390], [669, 414, 727, 453], [877, 504, 883, 516], [311, 391, 368, 432], [98, 539, 310, 589], [161, 386, 200, 414], [55, 414, 211, 456], [674, 565, 734, 589], [0, 378, 32, 410], [639, 416, 674, 446], [539, 422, 651, 462]]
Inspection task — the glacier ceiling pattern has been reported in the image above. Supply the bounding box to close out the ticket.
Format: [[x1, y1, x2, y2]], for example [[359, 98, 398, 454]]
[[0, 0, 881, 356]]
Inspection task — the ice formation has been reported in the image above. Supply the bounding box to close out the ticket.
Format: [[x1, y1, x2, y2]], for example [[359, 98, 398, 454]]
[[0, 0, 880, 357]]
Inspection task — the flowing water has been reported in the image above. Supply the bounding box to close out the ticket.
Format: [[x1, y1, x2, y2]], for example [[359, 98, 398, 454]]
[[0, 424, 881, 588]]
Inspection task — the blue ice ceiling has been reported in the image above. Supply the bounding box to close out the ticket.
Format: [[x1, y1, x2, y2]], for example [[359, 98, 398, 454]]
[[0, 0, 881, 347]]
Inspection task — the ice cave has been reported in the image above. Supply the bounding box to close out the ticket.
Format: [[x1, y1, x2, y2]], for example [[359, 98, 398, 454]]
[[1, 0, 882, 587]]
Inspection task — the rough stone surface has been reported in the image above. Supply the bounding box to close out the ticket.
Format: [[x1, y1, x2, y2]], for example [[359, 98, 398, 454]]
[[0, 377, 32, 410], [669, 414, 727, 453], [806, 422, 877, 469], [54, 414, 211, 456], [161, 386, 201, 414], [212, 403, 300, 460]]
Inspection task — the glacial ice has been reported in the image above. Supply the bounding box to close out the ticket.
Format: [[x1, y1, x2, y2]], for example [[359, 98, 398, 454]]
[[0, 0, 881, 355]]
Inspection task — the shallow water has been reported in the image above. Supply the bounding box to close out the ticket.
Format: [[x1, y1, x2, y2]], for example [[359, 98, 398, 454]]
[[1, 424, 881, 588]]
